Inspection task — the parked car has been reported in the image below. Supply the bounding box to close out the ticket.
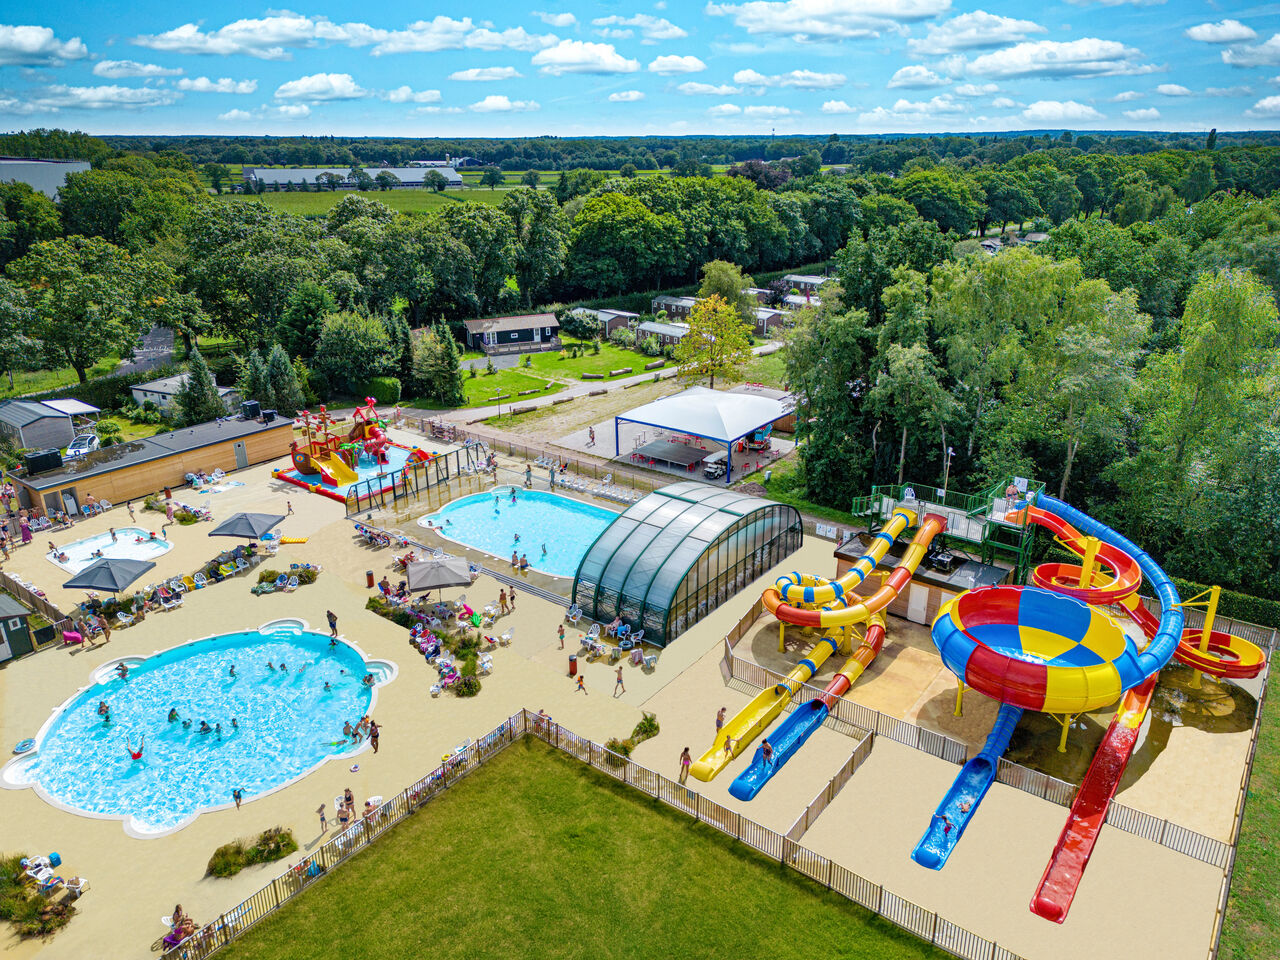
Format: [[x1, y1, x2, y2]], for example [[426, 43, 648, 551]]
[[64, 434, 100, 459]]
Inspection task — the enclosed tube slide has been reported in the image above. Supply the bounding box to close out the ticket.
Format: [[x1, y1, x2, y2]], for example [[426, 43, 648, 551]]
[[729, 614, 887, 801]]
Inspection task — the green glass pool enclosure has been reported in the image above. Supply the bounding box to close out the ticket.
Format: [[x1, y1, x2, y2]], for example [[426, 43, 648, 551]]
[[571, 482, 802, 647]]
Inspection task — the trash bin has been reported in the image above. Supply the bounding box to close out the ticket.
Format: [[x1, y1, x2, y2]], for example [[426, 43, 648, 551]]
[[568, 654, 577, 677], [366, 570, 375, 589]]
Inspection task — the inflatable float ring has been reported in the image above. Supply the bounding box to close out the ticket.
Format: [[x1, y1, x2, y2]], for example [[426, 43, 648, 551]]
[[13, 738, 36, 755]]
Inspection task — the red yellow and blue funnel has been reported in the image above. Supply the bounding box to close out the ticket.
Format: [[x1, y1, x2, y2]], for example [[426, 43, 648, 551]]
[[932, 585, 1146, 714]]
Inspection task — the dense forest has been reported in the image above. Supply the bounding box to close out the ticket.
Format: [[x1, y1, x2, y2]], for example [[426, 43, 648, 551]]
[[0, 127, 1278, 603]]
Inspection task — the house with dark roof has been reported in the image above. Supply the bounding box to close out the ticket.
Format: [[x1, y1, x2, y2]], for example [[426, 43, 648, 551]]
[[637, 320, 690, 346], [462, 313, 560, 355], [131, 374, 239, 414], [0, 593, 34, 664], [651, 296, 697, 320]]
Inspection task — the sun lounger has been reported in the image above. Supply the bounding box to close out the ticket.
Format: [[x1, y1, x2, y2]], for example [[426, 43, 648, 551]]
[[115, 611, 135, 627], [566, 605, 581, 624], [478, 655, 493, 675], [284, 576, 299, 592], [585, 623, 600, 641], [273, 574, 289, 590], [499, 629, 512, 646]]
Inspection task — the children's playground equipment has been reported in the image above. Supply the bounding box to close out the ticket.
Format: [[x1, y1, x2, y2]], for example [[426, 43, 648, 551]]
[[278, 399, 431, 503], [911, 492, 1265, 923], [690, 507, 946, 786]]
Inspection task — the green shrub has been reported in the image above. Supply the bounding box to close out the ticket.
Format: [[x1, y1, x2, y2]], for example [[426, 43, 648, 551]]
[[485, 358, 496, 376], [640, 335, 661, 357], [296, 568, 319, 585], [207, 828, 297, 877], [365, 376, 401, 404], [207, 841, 247, 877], [257, 568, 281, 584], [308, 369, 331, 401], [0, 853, 75, 937], [175, 510, 200, 525], [603, 737, 635, 766], [632, 712, 660, 743], [143, 494, 163, 512], [591, 340, 600, 355], [609, 327, 636, 348], [468, 367, 478, 379], [365, 595, 416, 628], [454, 675, 481, 697], [522, 354, 532, 367]]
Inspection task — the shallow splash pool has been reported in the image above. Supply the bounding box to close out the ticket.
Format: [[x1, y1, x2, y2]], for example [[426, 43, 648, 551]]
[[1, 620, 395, 836], [47, 526, 172, 574], [419, 487, 617, 578], [281, 443, 414, 496]]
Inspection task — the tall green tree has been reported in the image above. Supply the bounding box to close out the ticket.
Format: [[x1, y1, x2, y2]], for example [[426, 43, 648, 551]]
[[0, 277, 33, 390], [697, 260, 756, 323], [500, 189, 567, 308], [312, 311, 395, 396], [173, 348, 227, 426], [673, 294, 753, 389], [236, 348, 274, 410], [410, 326, 465, 407], [265, 344, 305, 416], [277, 281, 336, 359]]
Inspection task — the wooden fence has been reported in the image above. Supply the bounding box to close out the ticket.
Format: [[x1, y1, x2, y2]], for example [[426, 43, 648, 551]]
[[0, 571, 71, 638]]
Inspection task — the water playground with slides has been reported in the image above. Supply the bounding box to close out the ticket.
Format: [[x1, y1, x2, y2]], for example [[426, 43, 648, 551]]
[[688, 486, 1266, 927]]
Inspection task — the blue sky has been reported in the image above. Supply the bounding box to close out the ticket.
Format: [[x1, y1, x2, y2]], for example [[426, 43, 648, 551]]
[[1, 2, 1278, 136]]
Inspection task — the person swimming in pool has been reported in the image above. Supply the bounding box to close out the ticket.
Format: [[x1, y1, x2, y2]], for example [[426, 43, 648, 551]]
[[510, 487, 517, 504], [231, 718, 238, 730], [182, 719, 192, 730], [90, 548, 104, 558], [279, 662, 287, 672], [198, 721, 212, 734], [229, 664, 236, 678], [513, 532, 520, 543], [324, 681, 332, 692], [115, 662, 129, 680], [167, 707, 179, 723], [125, 735, 144, 760], [109, 527, 117, 542], [215, 723, 222, 740], [265, 662, 274, 671], [97, 701, 110, 723]]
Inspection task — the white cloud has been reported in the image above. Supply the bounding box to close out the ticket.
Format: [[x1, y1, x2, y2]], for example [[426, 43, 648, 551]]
[[384, 86, 442, 103], [3, 83, 178, 111], [1185, 20, 1256, 44], [1109, 89, 1141, 101], [366, 17, 471, 55], [593, 15, 687, 42], [0, 25, 87, 66], [177, 76, 257, 94], [609, 90, 645, 101], [410, 105, 464, 115], [1245, 94, 1280, 117], [733, 68, 845, 88], [649, 54, 707, 74], [705, 0, 952, 42], [991, 96, 1017, 108], [822, 99, 856, 113], [965, 38, 1155, 78], [93, 59, 182, 79], [1155, 83, 1190, 96], [677, 81, 743, 95], [953, 82, 997, 96], [449, 66, 522, 81], [274, 73, 367, 101], [217, 108, 254, 121], [270, 104, 311, 118], [1123, 107, 1160, 120], [533, 12, 577, 27], [1021, 99, 1104, 122], [533, 39, 640, 74], [888, 65, 947, 88], [469, 94, 540, 112], [464, 27, 560, 52], [1223, 34, 1280, 68], [908, 11, 1046, 56], [1204, 85, 1251, 97], [708, 103, 742, 116], [744, 104, 796, 116], [134, 14, 379, 60]]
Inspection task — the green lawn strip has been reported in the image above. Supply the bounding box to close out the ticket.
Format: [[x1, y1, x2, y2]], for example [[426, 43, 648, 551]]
[[0, 356, 121, 399], [405, 369, 562, 411], [1219, 684, 1280, 960], [217, 190, 505, 215], [96, 415, 165, 443], [740, 351, 788, 390], [523, 341, 652, 381], [748, 456, 860, 527], [219, 740, 943, 960]]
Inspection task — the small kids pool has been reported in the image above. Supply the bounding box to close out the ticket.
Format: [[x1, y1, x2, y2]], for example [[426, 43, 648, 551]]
[[47, 526, 172, 574], [1, 620, 395, 836], [420, 487, 617, 578], [282, 444, 413, 496]]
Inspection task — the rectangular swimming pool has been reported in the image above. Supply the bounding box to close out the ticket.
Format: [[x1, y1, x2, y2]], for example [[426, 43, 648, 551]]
[[419, 488, 617, 578], [47, 527, 172, 574]]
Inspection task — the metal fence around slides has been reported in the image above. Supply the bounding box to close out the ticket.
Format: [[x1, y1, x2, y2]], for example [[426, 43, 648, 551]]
[[343, 441, 491, 516], [173, 709, 1028, 960], [787, 729, 876, 840]]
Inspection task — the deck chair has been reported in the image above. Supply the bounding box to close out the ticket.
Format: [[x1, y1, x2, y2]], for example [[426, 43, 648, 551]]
[[182, 575, 199, 591], [273, 573, 289, 590], [218, 562, 236, 577], [478, 655, 493, 675], [283, 576, 299, 592], [566, 605, 581, 624], [499, 629, 513, 646], [115, 611, 135, 627], [234, 558, 249, 573], [629, 629, 645, 646], [585, 622, 601, 642]]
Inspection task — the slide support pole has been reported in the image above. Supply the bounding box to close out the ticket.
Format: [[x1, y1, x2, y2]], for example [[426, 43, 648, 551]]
[[954, 680, 965, 718]]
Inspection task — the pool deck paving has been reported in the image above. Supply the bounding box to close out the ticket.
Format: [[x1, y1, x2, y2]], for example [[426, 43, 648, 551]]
[[0, 448, 1249, 960]]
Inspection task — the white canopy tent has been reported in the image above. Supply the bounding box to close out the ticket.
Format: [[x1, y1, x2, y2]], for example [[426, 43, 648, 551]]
[[613, 387, 787, 484]]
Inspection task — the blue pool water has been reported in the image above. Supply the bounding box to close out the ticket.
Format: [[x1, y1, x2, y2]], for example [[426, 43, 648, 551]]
[[283, 444, 413, 495], [48, 526, 172, 574], [419, 487, 616, 578], [3, 625, 393, 835]]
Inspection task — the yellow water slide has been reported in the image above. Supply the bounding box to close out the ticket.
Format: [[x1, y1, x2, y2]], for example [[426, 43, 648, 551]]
[[320, 452, 358, 486]]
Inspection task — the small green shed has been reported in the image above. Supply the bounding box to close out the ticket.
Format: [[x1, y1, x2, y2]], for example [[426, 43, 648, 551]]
[[0, 594, 34, 663]]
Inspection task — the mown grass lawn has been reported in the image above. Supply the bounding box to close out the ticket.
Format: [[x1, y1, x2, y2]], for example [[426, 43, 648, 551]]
[[219, 740, 944, 960], [405, 369, 562, 411], [218, 189, 507, 215], [523, 341, 653, 381], [1219, 684, 1280, 960], [0, 356, 121, 399], [740, 350, 788, 390]]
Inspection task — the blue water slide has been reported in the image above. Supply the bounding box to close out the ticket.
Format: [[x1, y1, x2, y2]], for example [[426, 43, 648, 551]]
[[912, 703, 1024, 870], [1032, 494, 1183, 679], [728, 700, 829, 801]]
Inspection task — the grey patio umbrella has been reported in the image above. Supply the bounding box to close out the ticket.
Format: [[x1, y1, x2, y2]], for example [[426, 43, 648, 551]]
[[62, 558, 156, 594], [405, 556, 473, 595], [208, 512, 286, 539]]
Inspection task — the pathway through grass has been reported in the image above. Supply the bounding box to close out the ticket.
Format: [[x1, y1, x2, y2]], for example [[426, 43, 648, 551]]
[[221, 739, 943, 960]]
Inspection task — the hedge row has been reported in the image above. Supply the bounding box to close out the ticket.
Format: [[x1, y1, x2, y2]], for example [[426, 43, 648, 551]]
[[1042, 545, 1280, 630], [19, 363, 181, 412]]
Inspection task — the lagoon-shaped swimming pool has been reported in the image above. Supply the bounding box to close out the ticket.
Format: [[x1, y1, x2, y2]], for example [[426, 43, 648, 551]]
[[1, 620, 395, 836], [47, 526, 172, 574], [419, 488, 617, 578]]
